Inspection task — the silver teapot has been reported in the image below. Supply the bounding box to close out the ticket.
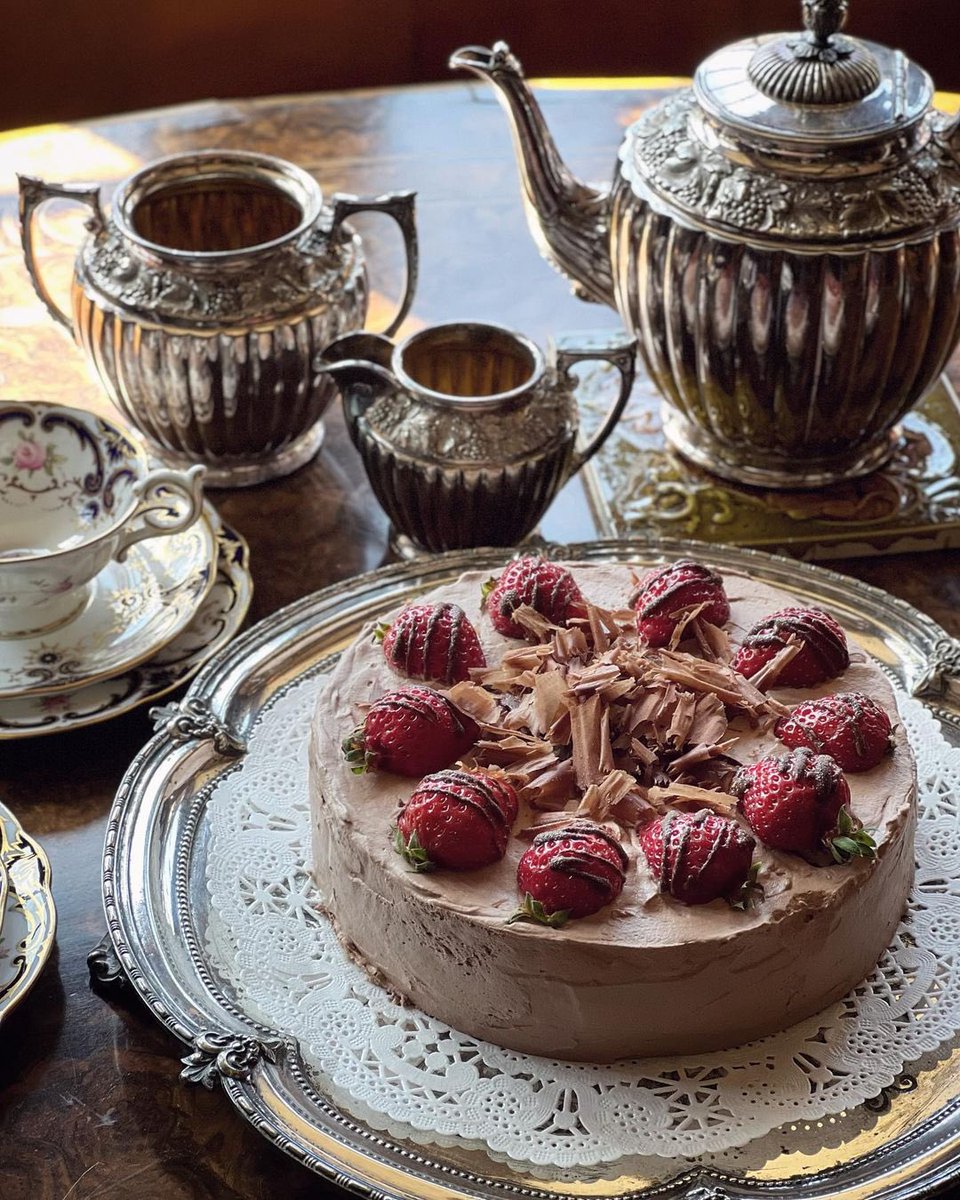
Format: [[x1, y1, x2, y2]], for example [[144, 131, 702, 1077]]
[[19, 151, 418, 487], [452, 2, 960, 488], [318, 321, 636, 552]]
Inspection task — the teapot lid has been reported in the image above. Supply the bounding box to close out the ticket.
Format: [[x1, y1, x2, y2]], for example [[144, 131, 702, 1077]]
[[694, 0, 933, 149]]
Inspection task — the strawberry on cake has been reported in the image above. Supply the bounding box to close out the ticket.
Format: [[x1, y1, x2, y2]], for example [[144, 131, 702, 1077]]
[[309, 556, 917, 1061]]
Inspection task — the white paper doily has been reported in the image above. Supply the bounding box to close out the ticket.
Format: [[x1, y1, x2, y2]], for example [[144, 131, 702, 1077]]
[[203, 671, 960, 1170]]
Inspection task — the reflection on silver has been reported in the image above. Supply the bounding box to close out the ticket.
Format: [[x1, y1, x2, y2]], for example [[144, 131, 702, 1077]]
[[19, 153, 418, 487], [452, 3, 960, 488], [99, 537, 960, 1198]]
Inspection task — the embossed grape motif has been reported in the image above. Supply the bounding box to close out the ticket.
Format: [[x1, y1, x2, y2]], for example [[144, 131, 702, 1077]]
[[79, 223, 364, 324], [621, 92, 960, 240]]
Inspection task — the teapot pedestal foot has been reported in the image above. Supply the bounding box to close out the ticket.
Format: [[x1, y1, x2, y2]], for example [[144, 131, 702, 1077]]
[[143, 420, 326, 489], [662, 405, 898, 491]]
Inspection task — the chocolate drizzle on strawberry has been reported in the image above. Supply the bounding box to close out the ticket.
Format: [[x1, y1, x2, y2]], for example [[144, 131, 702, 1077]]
[[532, 821, 628, 895], [423, 769, 514, 836], [742, 610, 849, 677], [383, 690, 464, 730], [656, 810, 737, 892], [636, 561, 724, 618], [777, 746, 843, 804], [834, 693, 867, 757]]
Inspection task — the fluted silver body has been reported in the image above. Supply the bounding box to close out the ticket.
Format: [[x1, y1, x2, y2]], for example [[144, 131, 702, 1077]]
[[69, 287, 363, 482], [452, 11, 960, 488], [611, 183, 960, 485], [19, 152, 418, 486], [319, 323, 635, 553]]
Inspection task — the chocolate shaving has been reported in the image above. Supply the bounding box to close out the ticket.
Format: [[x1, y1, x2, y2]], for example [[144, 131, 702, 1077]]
[[511, 603, 559, 641], [553, 626, 589, 664], [647, 783, 739, 813], [529, 670, 568, 735], [667, 601, 710, 650], [692, 620, 732, 663], [577, 769, 639, 822], [445, 681, 502, 724], [748, 638, 802, 691], [570, 694, 605, 788], [666, 736, 739, 775]]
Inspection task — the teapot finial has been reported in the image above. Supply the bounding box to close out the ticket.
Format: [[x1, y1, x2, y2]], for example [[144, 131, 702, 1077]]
[[803, 0, 848, 47], [748, 0, 880, 104]]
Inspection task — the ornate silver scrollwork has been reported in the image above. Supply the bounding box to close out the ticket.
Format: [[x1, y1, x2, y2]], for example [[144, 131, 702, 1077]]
[[149, 697, 246, 756], [625, 91, 960, 241], [684, 1182, 733, 1200], [180, 1031, 283, 1089], [863, 1072, 919, 1113], [87, 933, 130, 995], [912, 637, 960, 700]]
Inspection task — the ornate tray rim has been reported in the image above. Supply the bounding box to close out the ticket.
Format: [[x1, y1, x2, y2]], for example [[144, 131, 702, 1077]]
[[96, 535, 960, 1200], [0, 799, 56, 1024]]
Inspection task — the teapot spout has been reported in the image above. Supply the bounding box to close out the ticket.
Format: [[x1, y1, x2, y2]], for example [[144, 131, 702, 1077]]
[[450, 43, 615, 307]]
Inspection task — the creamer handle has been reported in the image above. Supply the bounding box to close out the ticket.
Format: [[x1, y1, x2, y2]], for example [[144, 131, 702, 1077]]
[[17, 175, 105, 332], [556, 335, 637, 474]]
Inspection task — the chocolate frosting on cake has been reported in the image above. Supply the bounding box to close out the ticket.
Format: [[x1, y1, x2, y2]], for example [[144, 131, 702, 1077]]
[[309, 564, 916, 1062]]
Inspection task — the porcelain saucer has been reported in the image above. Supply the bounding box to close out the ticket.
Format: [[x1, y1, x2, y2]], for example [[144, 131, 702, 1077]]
[[0, 509, 217, 699], [0, 801, 56, 1024], [0, 510, 251, 738], [0, 836, 7, 946]]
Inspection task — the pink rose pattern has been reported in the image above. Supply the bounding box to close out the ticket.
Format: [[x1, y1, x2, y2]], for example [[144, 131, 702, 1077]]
[[12, 439, 47, 472]]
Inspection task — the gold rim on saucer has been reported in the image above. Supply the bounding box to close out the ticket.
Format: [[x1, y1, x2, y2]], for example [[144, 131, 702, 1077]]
[[0, 802, 56, 1025], [0, 507, 218, 700], [0, 510, 252, 738]]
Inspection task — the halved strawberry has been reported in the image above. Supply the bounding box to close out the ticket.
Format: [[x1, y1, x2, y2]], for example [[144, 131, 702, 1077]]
[[732, 747, 875, 863], [638, 810, 759, 906], [508, 820, 628, 925], [633, 559, 730, 647], [378, 602, 485, 684], [393, 767, 518, 871], [342, 686, 479, 777], [732, 607, 849, 688], [775, 691, 894, 772], [483, 557, 586, 640]]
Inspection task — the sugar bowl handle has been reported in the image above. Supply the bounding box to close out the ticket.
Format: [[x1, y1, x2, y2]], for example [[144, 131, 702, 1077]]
[[18, 175, 106, 332], [555, 336, 637, 474], [328, 191, 419, 337], [114, 464, 206, 562]]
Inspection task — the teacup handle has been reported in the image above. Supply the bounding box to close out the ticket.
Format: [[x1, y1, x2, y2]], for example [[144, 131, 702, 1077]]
[[327, 192, 419, 337], [18, 175, 106, 332], [556, 336, 637, 474], [114, 464, 206, 562]]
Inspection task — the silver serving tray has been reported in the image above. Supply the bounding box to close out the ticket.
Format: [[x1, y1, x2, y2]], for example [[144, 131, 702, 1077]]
[[95, 537, 960, 1200]]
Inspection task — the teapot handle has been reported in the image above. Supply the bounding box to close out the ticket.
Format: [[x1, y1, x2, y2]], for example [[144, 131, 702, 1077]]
[[556, 335, 637, 475], [17, 175, 106, 332], [328, 191, 419, 337]]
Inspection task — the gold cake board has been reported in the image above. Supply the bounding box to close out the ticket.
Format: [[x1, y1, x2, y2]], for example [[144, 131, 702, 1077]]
[[581, 370, 960, 561]]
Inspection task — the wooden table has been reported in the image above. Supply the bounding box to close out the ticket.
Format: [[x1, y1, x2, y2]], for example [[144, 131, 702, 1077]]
[[1, 79, 959, 1200]]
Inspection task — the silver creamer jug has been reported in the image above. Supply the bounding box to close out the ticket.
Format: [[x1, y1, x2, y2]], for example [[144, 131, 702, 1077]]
[[319, 321, 636, 551]]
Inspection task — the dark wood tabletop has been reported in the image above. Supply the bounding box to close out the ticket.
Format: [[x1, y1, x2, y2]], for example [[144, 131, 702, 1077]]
[[1, 78, 960, 1200]]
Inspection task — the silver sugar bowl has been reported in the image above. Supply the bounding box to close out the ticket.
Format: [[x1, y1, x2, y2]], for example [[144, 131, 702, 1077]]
[[453, 1, 960, 488], [318, 321, 636, 552], [19, 151, 418, 487]]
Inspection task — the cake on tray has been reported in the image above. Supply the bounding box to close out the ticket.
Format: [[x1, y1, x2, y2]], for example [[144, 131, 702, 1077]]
[[308, 558, 916, 1063]]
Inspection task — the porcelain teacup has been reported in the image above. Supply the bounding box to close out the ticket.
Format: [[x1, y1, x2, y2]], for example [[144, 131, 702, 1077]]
[[0, 402, 205, 637]]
